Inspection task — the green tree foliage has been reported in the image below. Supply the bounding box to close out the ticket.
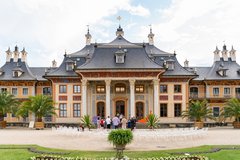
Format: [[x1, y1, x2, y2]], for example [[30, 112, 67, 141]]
[[17, 95, 56, 122], [182, 100, 214, 122], [223, 98, 240, 122], [80, 115, 93, 131], [146, 113, 159, 129], [0, 92, 19, 120]]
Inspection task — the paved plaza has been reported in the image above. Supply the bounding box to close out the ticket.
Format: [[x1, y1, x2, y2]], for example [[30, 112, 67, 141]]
[[0, 127, 239, 151]]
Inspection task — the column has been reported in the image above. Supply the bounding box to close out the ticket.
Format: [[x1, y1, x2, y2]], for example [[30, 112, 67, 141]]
[[153, 79, 159, 116], [129, 79, 135, 117], [105, 79, 111, 117], [81, 79, 87, 116]]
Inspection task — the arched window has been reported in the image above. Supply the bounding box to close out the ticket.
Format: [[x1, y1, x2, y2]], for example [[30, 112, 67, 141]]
[[116, 100, 125, 116], [97, 102, 105, 118], [136, 102, 144, 120]]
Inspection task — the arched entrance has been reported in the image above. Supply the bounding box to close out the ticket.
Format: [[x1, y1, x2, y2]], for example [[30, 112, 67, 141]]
[[136, 102, 144, 120], [97, 102, 105, 118], [116, 100, 125, 116]]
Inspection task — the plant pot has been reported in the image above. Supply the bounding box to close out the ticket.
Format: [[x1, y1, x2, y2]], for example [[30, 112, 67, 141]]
[[194, 122, 204, 129], [233, 121, 240, 129], [0, 121, 7, 128], [35, 122, 44, 130], [115, 144, 126, 150]]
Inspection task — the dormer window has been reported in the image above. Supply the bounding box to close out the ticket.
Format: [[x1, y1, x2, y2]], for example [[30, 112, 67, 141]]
[[217, 69, 228, 77], [12, 67, 23, 77], [65, 59, 75, 71], [14, 71, 18, 77], [115, 49, 126, 64], [166, 59, 175, 70]]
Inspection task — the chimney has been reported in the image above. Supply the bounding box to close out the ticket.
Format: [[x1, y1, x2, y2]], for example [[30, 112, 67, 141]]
[[222, 44, 228, 61], [5, 47, 12, 62], [213, 46, 220, 61], [116, 25, 124, 37], [148, 25, 155, 45], [52, 59, 57, 68], [21, 47, 27, 62], [184, 59, 189, 67], [85, 26, 92, 45], [229, 46, 236, 61], [13, 45, 20, 62]]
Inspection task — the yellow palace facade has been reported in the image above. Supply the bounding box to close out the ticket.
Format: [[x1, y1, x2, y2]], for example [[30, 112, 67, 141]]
[[1, 26, 239, 124]]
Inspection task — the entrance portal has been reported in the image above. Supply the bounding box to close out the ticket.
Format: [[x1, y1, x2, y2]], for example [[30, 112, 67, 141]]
[[136, 102, 144, 120], [97, 102, 105, 118], [116, 100, 125, 116]]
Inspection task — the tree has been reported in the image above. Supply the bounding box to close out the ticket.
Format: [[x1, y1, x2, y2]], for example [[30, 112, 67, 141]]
[[146, 113, 159, 129], [0, 92, 19, 121], [223, 98, 240, 125], [182, 100, 214, 122], [108, 129, 133, 159], [17, 95, 56, 122], [80, 115, 93, 131]]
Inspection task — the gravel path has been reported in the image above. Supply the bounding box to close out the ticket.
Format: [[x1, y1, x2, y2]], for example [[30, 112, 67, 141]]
[[0, 127, 239, 151]]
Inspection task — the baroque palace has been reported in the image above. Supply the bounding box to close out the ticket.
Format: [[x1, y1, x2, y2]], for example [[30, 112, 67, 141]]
[[1, 25, 240, 124]]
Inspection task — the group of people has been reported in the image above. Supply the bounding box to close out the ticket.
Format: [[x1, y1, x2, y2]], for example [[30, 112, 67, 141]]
[[92, 114, 137, 130]]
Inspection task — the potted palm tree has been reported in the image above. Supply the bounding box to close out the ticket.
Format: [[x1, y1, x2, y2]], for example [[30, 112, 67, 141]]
[[80, 115, 93, 131], [146, 113, 159, 129], [223, 98, 240, 129], [108, 129, 133, 159], [17, 95, 56, 129], [182, 100, 214, 129], [0, 92, 19, 128]]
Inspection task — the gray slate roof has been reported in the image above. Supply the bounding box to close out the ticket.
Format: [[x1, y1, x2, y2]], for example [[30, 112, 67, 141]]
[[45, 56, 86, 77], [78, 46, 162, 70], [46, 34, 195, 77], [0, 59, 37, 81], [186, 58, 240, 80]]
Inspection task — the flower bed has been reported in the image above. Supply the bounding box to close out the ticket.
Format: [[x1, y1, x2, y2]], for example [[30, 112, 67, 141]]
[[30, 155, 209, 160]]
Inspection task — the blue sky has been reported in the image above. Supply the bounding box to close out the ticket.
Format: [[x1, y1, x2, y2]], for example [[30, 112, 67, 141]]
[[0, 0, 240, 67]]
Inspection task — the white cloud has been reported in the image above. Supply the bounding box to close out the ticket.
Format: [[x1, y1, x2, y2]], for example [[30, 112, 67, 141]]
[[142, 0, 240, 66], [0, 0, 150, 66]]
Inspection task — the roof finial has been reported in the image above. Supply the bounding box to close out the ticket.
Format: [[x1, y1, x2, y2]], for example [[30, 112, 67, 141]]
[[64, 49, 67, 57], [149, 24, 152, 33], [117, 16, 122, 27], [87, 24, 89, 33]]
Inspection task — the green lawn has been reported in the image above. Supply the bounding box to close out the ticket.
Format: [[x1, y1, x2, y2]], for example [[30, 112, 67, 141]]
[[0, 145, 239, 160]]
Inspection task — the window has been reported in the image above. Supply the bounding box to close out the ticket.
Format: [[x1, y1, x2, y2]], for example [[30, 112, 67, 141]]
[[160, 104, 167, 117], [73, 103, 81, 117], [12, 88, 17, 95], [59, 85, 67, 93], [190, 87, 198, 98], [213, 107, 220, 117], [59, 103, 67, 117], [73, 85, 81, 93], [213, 87, 219, 96], [1, 88, 7, 93], [115, 84, 126, 93], [22, 88, 28, 95], [66, 63, 74, 71], [135, 85, 144, 93], [160, 85, 168, 93], [235, 88, 240, 98], [174, 103, 182, 117], [43, 87, 51, 95], [174, 85, 181, 93], [116, 56, 124, 63], [13, 71, 18, 77], [96, 85, 105, 93], [224, 87, 230, 95]]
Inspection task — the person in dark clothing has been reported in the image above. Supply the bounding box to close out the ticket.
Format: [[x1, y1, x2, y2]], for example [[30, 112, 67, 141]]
[[130, 117, 136, 131]]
